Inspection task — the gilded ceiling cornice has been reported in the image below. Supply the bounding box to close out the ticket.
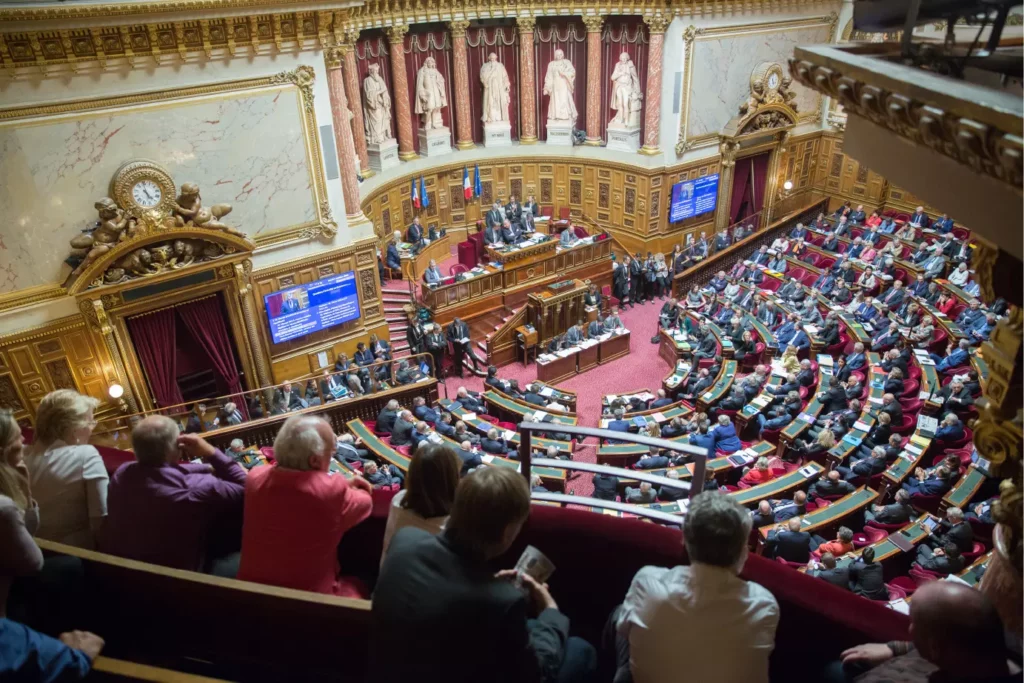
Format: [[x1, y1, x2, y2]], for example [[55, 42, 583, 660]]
[[0, 0, 352, 23], [789, 44, 1023, 191]]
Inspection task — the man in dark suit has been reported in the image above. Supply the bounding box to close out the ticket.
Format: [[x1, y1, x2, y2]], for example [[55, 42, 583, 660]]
[[389, 410, 416, 446], [354, 342, 375, 367], [837, 446, 887, 481], [821, 232, 839, 252], [812, 470, 856, 499], [484, 201, 504, 231], [452, 440, 483, 474], [752, 501, 775, 528], [370, 467, 595, 683], [848, 547, 886, 600], [772, 491, 807, 522], [481, 428, 509, 455], [406, 319, 426, 355], [809, 553, 850, 591], [903, 466, 953, 497], [877, 280, 905, 308], [819, 377, 849, 414], [592, 472, 619, 501], [587, 316, 604, 338], [483, 221, 503, 246], [908, 206, 930, 228], [765, 517, 816, 563], [866, 488, 914, 525], [376, 400, 401, 434], [446, 317, 479, 377], [500, 218, 522, 246], [563, 323, 583, 346], [385, 237, 402, 270], [425, 324, 448, 378], [915, 542, 965, 576], [606, 408, 631, 444], [505, 195, 522, 225], [929, 506, 974, 553], [935, 413, 966, 442], [876, 393, 903, 425], [650, 389, 674, 410], [523, 383, 548, 407], [406, 217, 425, 246]]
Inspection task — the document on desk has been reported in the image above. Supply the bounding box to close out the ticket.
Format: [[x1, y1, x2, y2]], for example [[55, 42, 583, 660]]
[[799, 465, 819, 478], [462, 412, 477, 421], [503, 430, 517, 441], [652, 412, 667, 423], [532, 410, 549, 422], [539, 386, 554, 397]]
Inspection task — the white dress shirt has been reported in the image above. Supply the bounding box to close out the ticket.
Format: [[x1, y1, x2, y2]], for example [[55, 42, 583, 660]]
[[25, 441, 109, 549], [617, 562, 779, 683]]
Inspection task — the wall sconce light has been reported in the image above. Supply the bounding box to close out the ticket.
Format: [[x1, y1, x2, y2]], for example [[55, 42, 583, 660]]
[[782, 180, 794, 191], [108, 383, 124, 399]]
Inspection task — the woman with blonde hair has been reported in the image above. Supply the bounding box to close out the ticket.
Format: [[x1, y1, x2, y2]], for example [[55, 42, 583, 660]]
[[0, 409, 43, 613], [780, 344, 801, 374], [24, 389, 107, 548], [643, 421, 662, 439]]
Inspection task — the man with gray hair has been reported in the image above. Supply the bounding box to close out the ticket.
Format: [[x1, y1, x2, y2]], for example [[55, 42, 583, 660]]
[[238, 415, 372, 596], [100, 415, 247, 570], [612, 492, 779, 683]]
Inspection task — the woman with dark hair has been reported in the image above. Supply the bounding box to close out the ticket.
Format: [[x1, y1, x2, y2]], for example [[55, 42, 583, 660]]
[[380, 443, 461, 563]]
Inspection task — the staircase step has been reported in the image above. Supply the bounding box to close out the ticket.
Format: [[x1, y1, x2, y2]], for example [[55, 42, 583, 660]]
[[385, 313, 406, 322], [383, 305, 406, 314], [381, 285, 410, 294], [382, 296, 410, 305]]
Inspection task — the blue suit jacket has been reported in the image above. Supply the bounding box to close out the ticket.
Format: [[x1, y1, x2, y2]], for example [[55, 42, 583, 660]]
[[689, 432, 716, 452], [846, 353, 866, 370], [386, 243, 402, 269], [775, 323, 797, 346], [936, 425, 965, 442], [711, 424, 742, 453], [790, 331, 811, 350], [414, 405, 441, 424], [937, 349, 968, 372], [906, 476, 948, 497]]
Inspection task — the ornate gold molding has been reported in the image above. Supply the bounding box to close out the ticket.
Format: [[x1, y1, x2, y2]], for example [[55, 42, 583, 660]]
[[383, 25, 409, 43], [675, 15, 835, 157], [790, 46, 1024, 190], [582, 16, 605, 32], [516, 16, 537, 33], [643, 14, 671, 34], [448, 20, 471, 38], [0, 284, 68, 315], [0, 0, 343, 22]]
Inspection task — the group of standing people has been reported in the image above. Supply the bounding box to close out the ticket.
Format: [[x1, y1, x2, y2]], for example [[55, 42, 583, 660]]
[[406, 316, 480, 379]]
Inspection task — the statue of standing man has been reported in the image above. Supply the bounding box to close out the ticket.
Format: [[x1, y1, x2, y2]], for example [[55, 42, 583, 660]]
[[415, 56, 448, 130], [543, 48, 577, 125], [609, 52, 642, 129], [479, 53, 511, 123], [362, 63, 394, 144]]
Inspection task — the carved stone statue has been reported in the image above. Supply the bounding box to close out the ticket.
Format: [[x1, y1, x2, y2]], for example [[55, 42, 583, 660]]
[[543, 49, 577, 124], [480, 52, 511, 124], [362, 63, 394, 144], [68, 198, 137, 277], [414, 56, 447, 130], [172, 183, 246, 238], [609, 52, 642, 129]]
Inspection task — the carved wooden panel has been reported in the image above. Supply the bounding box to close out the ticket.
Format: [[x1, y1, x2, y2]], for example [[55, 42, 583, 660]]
[[510, 178, 522, 201], [381, 208, 392, 235], [624, 188, 636, 216], [36, 340, 62, 355], [541, 178, 552, 204], [570, 180, 581, 205], [480, 181, 493, 204], [650, 190, 661, 219], [402, 199, 413, 224], [45, 358, 76, 391], [426, 192, 437, 217], [598, 183, 610, 209], [0, 374, 24, 412], [449, 185, 465, 210]]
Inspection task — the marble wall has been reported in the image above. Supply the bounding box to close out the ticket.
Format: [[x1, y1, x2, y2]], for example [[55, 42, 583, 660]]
[[0, 87, 317, 293]]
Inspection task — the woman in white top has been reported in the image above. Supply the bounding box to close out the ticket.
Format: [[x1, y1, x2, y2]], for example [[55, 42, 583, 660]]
[[1, 409, 43, 614], [24, 390, 107, 549], [948, 262, 971, 287], [855, 266, 877, 293], [380, 442, 460, 564]]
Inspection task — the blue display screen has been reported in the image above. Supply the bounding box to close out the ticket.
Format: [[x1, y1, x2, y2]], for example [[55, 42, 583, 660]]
[[669, 173, 719, 223], [264, 271, 361, 344]]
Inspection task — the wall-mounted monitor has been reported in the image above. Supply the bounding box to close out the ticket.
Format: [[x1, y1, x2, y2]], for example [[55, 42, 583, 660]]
[[669, 173, 719, 223], [264, 271, 360, 345]]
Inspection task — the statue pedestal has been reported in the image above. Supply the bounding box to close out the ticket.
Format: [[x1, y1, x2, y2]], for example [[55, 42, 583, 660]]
[[418, 126, 453, 157], [367, 139, 400, 172], [546, 121, 574, 146], [606, 125, 641, 153], [483, 121, 512, 148]]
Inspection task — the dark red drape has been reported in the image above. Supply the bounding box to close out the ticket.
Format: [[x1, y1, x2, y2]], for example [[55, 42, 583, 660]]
[[127, 309, 185, 409], [533, 18, 587, 142], [355, 31, 399, 149], [729, 152, 771, 226], [599, 17, 648, 143], [176, 295, 248, 419], [466, 24, 520, 143], [750, 151, 770, 221], [404, 26, 456, 152]]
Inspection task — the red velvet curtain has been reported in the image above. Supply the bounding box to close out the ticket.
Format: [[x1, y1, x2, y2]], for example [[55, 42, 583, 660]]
[[176, 295, 248, 419], [750, 151, 770, 221], [354, 32, 399, 148], [126, 309, 185, 409], [465, 24, 520, 143], [404, 26, 456, 153], [599, 17, 648, 143], [729, 152, 771, 226], [533, 18, 587, 142]]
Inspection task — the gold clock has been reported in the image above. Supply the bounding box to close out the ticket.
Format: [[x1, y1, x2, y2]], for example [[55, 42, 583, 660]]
[[110, 159, 176, 216], [750, 62, 786, 98]]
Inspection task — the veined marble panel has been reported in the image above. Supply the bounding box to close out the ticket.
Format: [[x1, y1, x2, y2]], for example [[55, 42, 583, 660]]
[[0, 88, 316, 293], [687, 25, 830, 139]]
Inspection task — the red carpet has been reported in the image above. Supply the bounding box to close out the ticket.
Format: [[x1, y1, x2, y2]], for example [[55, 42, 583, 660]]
[[438, 297, 673, 496]]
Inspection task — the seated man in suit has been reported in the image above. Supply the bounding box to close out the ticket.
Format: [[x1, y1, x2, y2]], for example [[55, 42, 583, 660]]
[[410, 421, 437, 450], [771, 491, 808, 522], [914, 541, 965, 576], [412, 396, 441, 425], [874, 393, 903, 425], [364, 461, 403, 488], [480, 428, 509, 455], [876, 279, 905, 308], [371, 467, 596, 681], [523, 383, 548, 407], [866, 488, 914, 525], [389, 410, 417, 446], [837, 446, 888, 481], [606, 408, 631, 444], [650, 389, 674, 410], [928, 506, 974, 554], [484, 366, 513, 394], [375, 400, 401, 434], [423, 259, 444, 285], [821, 231, 840, 252], [657, 470, 688, 502], [765, 517, 816, 563], [955, 300, 985, 329], [624, 481, 657, 505], [848, 546, 887, 600], [592, 472, 620, 501], [563, 322, 584, 346], [333, 433, 371, 467], [935, 380, 974, 420], [934, 413, 966, 443], [386, 232, 403, 270], [604, 306, 624, 331], [587, 314, 605, 338], [757, 390, 802, 433], [808, 553, 850, 591], [500, 218, 522, 245], [559, 225, 580, 248], [931, 338, 970, 371], [483, 220, 503, 246], [812, 470, 856, 499], [454, 387, 484, 414], [968, 312, 997, 345], [903, 465, 954, 497]]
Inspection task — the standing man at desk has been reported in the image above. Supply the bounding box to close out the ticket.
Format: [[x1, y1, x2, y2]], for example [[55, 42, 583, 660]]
[[560, 226, 579, 248], [505, 195, 522, 226], [386, 231, 403, 272], [426, 324, 448, 378], [447, 317, 480, 377], [423, 260, 444, 285], [501, 218, 522, 245], [484, 201, 504, 231], [407, 216, 426, 247], [521, 194, 540, 231]]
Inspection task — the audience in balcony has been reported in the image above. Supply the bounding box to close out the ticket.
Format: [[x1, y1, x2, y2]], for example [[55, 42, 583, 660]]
[[24, 390, 107, 550], [100, 416, 245, 570]]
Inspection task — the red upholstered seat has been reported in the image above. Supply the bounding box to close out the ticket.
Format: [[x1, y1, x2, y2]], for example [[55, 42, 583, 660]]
[[929, 329, 948, 354], [775, 557, 806, 569], [898, 396, 923, 415], [901, 379, 919, 397], [938, 428, 972, 450], [962, 541, 987, 562], [854, 526, 888, 548], [952, 227, 970, 241], [886, 583, 909, 601], [893, 268, 908, 284], [909, 565, 942, 586], [394, 444, 412, 457], [866, 520, 909, 533], [889, 576, 918, 597], [803, 253, 820, 266], [260, 446, 275, 462], [760, 278, 781, 292], [942, 364, 970, 377], [601, 284, 619, 308], [457, 240, 478, 269], [541, 206, 553, 218], [449, 263, 468, 277], [848, 371, 865, 386], [891, 413, 917, 436], [909, 493, 942, 515], [478, 414, 498, 424], [817, 257, 836, 270], [371, 486, 399, 517], [497, 421, 517, 432], [468, 231, 485, 258], [574, 225, 588, 239], [97, 445, 136, 476], [788, 268, 808, 281]]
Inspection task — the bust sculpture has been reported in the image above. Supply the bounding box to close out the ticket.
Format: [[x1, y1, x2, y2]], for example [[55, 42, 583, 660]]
[[543, 49, 577, 125], [362, 63, 394, 144], [414, 56, 448, 130], [480, 53, 511, 124], [609, 52, 642, 129]]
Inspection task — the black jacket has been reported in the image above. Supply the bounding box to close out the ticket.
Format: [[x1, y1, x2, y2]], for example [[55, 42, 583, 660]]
[[811, 566, 851, 591], [376, 408, 399, 434], [766, 530, 813, 563], [873, 501, 913, 525], [848, 561, 886, 600], [813, 478, 856, 498], [592, 474, 619, 501], [371, 528, 571, 683], [821, 387, 848, 414], [390, 418, 415, 446], [936, 520, 974, 553], [917, 552, 965, 576]]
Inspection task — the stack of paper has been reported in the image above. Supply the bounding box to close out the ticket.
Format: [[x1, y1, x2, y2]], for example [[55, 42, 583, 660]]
[[462, 412, 477, 421], [539, 386, 554, 397], [533, 410, 549, 422]]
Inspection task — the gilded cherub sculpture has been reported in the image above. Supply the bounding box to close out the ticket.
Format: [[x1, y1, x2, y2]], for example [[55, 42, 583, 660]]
[[68, 198, 137, 277], [172, 183, 246, 238]]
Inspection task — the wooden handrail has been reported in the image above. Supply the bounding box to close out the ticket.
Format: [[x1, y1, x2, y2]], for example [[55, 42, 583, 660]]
[[91, 657, 233, 682]]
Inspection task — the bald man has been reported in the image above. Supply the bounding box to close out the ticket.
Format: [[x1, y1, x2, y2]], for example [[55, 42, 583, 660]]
[[831, 581, 1013, 682]]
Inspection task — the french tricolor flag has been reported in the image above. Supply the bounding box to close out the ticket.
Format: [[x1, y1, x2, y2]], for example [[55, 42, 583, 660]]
[[411, 178, 420, 210], [463, 167, 472, 199]]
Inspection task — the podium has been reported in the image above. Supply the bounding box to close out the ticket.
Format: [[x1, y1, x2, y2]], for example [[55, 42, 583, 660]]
[[527, 279, 588, 348]]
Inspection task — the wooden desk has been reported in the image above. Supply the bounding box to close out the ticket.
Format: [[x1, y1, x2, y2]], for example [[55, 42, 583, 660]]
[[779, 367, 830, 457], [663, 360, 692, 397], [659, 329, 692, 366], [731, 462, 825, 507], [958, 551, 993, 587], [529, 279, 589, 346], [737, 374, 783, 435], [942, 465, 986, 514], [482, 391, 578, 427], [805, 514, 935, 572], [432, 432, 567, 491], [758, 486, 877, 545], [578, 342, 599, 372], [401, 234, 450, 282], [697, 359, 738, 413], [438, 399, 573, 455], [347, 419, 411, 472], [536, 349, 579, 383], [486, 236, 558, 264], [599, 330, 631, 364]]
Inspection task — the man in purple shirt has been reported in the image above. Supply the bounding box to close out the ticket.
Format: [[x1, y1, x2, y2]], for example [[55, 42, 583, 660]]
[[100, 415, 247, 571]]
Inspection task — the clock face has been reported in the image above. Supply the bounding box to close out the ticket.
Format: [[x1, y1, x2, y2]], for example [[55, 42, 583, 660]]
[[767, 72, 780, 90], [132, 180, 162, 208]]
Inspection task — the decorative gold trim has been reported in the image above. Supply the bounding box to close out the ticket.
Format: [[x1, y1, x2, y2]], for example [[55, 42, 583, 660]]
[[0, 66, 336, 249], [0, 0, 347, 22], [675, 15, 835, 157], [0, 284, 68, 315]]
